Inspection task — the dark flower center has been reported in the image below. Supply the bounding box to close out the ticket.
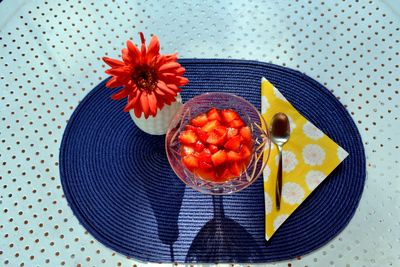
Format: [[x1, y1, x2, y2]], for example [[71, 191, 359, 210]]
[[132, 66, 157, 91]]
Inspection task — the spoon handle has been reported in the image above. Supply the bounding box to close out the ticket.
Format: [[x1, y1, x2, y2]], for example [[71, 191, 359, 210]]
[[276, 146, 283, 210]]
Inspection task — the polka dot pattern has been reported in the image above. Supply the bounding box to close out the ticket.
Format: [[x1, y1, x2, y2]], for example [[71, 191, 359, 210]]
[[0, 0, 398, 266]]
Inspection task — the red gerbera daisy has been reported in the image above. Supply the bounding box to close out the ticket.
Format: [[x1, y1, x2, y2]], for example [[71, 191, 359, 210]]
[[102, 32, 188, 118]]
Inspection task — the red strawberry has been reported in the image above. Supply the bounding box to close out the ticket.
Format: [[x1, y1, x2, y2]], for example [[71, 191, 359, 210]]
[[194, 140, 205, 152], [207, 108, 222, 121], [206, 130, 226, 146], [182, 155, 199, 169], [191, 113, 208, 127], [179, 130, 197, 145], [229, 119, 245, 128], [196, 129, 208, 143], [215, 167, 233, 181], [185, 125, 198, 131], [239, 126, 252, 143], [208, 144, 219, 154], [227, 150, 241, 161], [224, 135, 242, 152], [199, 161, 213, 170], [227, 127, 238, 138], [229, 161, 242, 176], [198, 149, 212, 163], [239, 145, 252, 159], [221, 109, 239, 123], [211, 150, 228, 166], [202, 120, 220, 132], [214, 125, 228, 137], [182, 145, 195, 155]]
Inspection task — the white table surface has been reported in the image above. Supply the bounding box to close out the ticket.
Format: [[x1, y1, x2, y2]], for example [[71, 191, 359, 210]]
[[1, 0, 399, 266]]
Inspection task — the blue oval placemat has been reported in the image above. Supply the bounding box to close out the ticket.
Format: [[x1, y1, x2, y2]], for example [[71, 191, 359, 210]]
[[60, 59, 366, 263]]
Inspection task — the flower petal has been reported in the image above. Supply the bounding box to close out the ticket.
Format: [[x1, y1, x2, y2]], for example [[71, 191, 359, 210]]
[[111, 88, 129, 100], [124, 90, 140, 112], [122, 48, 132, 64], [157, 80, 177, 95], [148, 91, 158, 116], [102, 57, 124, 67], [133, 102, 143, 118], [126, 40, 140, 64], [140, 91, 150, 118], [105, 67, 130, 76], [139, 32, 147, 63], [158, 61, 181, 72], [147, 35, 160, 62]]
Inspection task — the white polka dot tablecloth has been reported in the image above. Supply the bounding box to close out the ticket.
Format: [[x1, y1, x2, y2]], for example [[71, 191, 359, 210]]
[[0, 0, 399, 266]]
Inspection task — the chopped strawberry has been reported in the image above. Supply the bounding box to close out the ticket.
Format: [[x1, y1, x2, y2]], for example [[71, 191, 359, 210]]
[[194, 168, 215, 181], [201, 120, 220, 132], [216, 167, 233, 181], [227, 150, 241, 161], [229, 118, 245, 128], [211, 150, 228, 166], [239, 145, 252, 159], [224, 135, 242, 152], [221, 109, 239, 123], [208, 144, 219, 154], [196, 129, 208, 143], [179, 130, 197, 145], [191, 113, 208, 127], [229, 161, 242, 176], [227, 127, 238, 138], [207, 108, 222, 121], [239, 126, 252, 143], [194, 140, 205, 152], [198, 161, 213, 170], [182, 145, 195, 155], [214, 125, 228, 137], [206, 130, 226, 146], [198, 149, 212, 163], [185, 125, 198, 131], [182, 155, 199, 169]]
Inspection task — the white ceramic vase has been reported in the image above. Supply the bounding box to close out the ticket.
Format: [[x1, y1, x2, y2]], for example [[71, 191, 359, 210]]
[[129, 94, 183, 135]]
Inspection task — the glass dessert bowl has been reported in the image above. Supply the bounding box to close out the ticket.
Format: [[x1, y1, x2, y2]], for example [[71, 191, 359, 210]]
[[166, 92, 271, 195]]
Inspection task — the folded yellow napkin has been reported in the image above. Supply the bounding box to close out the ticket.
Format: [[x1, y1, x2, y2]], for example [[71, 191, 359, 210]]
[[261, 77, 349, 241]]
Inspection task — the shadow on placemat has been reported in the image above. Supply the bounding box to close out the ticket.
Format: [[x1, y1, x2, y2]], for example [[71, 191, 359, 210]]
[[186, 196, 262, 262]]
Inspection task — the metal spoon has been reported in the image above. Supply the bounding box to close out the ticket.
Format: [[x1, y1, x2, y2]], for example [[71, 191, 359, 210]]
[[270, 113, 291, 210]]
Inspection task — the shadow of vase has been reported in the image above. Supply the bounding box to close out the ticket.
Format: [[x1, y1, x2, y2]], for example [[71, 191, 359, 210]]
[[186, 195, 262, 262], [138, 133, 186, 262]]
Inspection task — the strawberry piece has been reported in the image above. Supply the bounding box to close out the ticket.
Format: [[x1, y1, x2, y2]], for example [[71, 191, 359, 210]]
[[196, 129, 208, 143], [239, 145, 252, 159], [195, 168, 215, 181], [201, 120, 220, 132], [198, 161, 213, 170], [191, 113, 208, 127], [182, 145, 195, 156], [227, 127, 238, 138], [215, 167, 233, 181], [179, 130, 197, 145], [206, 130, 226, 146], [185, 125, 198, 131], [229, 119, 245, 128], [224, 135, 242, 152], [211, 150, 228, 166], [227, 150, 241, 161], [208, 144, 219, 154], [239, 126, 252, 143], [194, 140, 205, 152], [207, 108, 222, 121], [182, 155, 199, 169], [214, 125, 228, 137], [229, 161, 243, 176], [221, 109, 239, 123], [198, 149, 212, 163]]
